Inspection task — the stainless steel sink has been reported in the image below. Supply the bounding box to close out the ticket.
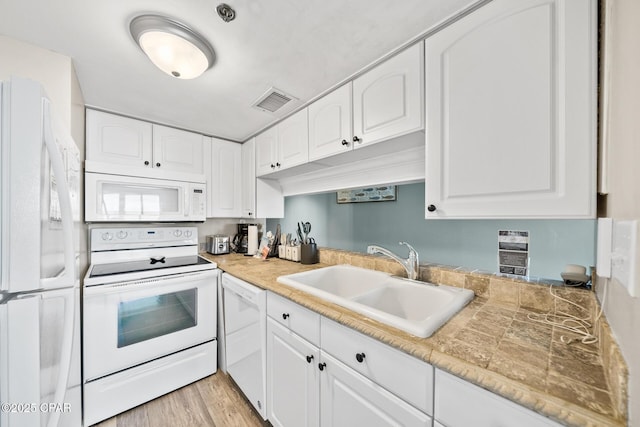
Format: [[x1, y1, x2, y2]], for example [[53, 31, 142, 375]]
[[277, 264, 474, 338]]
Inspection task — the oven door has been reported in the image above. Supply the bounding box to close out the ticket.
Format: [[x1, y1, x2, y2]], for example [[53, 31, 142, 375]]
[[83, 269, 217, 381]]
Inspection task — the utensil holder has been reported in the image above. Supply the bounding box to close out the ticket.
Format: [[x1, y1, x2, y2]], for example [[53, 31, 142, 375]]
[[301, 243, 318, 265]]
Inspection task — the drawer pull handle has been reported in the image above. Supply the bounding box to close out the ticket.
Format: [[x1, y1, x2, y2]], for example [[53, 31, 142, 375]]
[[282, 313, 290, 320], [355, 353, 366, 363], [318, 362, 326, 371], [306, 355, 314, 363]]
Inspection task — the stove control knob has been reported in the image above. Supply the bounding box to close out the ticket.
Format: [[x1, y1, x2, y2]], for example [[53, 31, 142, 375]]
[[117, 231, 128, 239], [173, 229, 183, 237], [101, 232, 113, 241], [184, 230, 193, 238]]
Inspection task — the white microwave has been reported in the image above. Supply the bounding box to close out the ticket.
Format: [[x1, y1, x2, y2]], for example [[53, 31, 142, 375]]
[[85, 172, 206, 222]]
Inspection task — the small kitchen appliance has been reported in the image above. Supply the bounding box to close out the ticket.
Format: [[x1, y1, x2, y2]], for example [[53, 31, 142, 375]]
[[233, 223, 257, 253], [206, 234, 230, 255]]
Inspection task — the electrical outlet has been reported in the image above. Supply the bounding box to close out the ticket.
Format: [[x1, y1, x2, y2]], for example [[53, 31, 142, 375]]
[[611, 220, 638, 297]]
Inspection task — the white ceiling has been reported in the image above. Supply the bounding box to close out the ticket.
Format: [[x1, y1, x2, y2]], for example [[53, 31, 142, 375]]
[[0, 0, 484, 142]]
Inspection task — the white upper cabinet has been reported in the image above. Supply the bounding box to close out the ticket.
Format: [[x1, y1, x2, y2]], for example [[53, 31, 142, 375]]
[[424, 0, 596, 218], [352, 42, 424, 149], [86, 109, 152, 168], [308, 83, 353, 161], [255, 126, 279, 176], [208, 137, 242, 218], [277, 109, 309, 170], [256, 109, 309, 176], [241, 138, 256, 218], [86, 109, 205, 178], [152, 124, 205, 175]]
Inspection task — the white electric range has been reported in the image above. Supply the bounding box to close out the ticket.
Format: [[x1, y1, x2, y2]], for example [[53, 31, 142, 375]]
[[83, 226, 218, 426]]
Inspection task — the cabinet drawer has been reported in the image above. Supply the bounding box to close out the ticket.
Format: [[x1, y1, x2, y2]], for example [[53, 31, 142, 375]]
[[435, 369, 562, 427], [321, 318, 433, 415], [267, 292, 320, 346]]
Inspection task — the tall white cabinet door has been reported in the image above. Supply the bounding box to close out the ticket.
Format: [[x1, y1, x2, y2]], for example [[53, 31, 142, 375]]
[[152, 124, 205, 174], [308, 84, 353, 161], [320, 353, 432, 427], [209, 138, 242, 218], [424, 0, 596, 219], [241, 138, 256, 218], [256, 126, 278, 177], [267, 319, 319, 427], [352, 42, 424, 148], [278, 109, 309, 170], [86, 109, 153, 169]]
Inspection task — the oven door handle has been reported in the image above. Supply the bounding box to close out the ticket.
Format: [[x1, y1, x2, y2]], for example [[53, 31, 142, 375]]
[[84, 270, 217, 296]]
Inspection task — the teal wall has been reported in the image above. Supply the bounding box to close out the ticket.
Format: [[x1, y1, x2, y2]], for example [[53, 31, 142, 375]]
[[266, 182, 596, 280]]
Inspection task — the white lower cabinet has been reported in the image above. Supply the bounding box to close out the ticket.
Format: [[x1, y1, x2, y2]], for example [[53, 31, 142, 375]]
[[266, 292, 433, 427], [320, 352, 431, 427], [434, 369, 562, 427], [265, 292, 563, 427], [267, 318, 320, 427]]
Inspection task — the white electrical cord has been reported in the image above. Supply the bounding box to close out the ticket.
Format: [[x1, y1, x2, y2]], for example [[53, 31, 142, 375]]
[[527, 279, 607, 345]]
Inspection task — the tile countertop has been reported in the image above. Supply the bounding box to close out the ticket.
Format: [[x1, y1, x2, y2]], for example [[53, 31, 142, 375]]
[[204, 251, 627, 427]]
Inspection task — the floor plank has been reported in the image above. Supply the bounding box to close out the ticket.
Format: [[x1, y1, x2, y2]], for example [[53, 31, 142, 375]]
[[92, 372, 266, 427]]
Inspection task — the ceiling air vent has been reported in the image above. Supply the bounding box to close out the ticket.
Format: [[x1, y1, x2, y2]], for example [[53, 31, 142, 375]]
[[252, 87, 297, 113]]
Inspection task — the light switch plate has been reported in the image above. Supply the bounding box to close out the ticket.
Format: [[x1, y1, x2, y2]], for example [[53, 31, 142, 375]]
[[611, 219, 638, 297], [596, 218, 612, 278]]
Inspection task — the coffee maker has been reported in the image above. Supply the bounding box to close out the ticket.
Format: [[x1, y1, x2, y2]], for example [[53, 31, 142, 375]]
[[232, 223, 256, 253]]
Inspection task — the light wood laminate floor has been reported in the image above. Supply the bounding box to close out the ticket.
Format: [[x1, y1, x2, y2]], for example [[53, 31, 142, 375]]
[[92, 372, 267, 427]]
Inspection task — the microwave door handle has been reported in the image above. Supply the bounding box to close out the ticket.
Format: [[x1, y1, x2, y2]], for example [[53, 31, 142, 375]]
[[185, 186, 190, 217], [40, 99, 76, 290]]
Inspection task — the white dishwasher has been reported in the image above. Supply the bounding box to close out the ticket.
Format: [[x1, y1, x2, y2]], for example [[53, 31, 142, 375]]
[[222, 273, 267, 419]]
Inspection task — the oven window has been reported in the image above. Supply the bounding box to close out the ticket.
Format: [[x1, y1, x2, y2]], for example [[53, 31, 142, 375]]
[[117, 288, 197, 348]]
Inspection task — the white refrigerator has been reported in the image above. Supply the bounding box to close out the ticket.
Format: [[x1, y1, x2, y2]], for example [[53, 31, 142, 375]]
[[0, 77, 82, 427]]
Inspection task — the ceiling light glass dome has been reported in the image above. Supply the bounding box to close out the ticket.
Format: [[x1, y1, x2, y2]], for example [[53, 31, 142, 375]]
[[130, 15, 215, 79]]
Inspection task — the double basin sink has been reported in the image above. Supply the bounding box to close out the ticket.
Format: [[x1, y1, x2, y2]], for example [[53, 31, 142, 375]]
[[277, 265, 474, 338]]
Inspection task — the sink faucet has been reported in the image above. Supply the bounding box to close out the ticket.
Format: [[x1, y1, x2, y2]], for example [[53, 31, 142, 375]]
[[367, 242, 419, 280]]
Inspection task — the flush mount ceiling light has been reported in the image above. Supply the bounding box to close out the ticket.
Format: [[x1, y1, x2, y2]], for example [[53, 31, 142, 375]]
[[130, 14, 215, 79]]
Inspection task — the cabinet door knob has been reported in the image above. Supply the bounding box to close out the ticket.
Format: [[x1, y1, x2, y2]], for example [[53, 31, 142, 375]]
[[156, 162, 161, 167], [318, 362, 326, 371], [271, 164, 275, 169], [144, 160, 150, 166], [427, 204, 437, 212], [341, 139, 349, 146], [306, 355, 314, 363], [355, 353, 366, 363], [282, 313, 290, 320], [276, 162, 281, 168], [353, 136, 361, 143]]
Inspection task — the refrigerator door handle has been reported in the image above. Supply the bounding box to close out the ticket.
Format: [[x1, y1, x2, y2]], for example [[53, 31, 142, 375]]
[[40, 99, 76, 291]]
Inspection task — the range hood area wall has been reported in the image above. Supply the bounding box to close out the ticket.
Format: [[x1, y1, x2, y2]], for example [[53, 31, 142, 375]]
[[266, 182, 596, 280]]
